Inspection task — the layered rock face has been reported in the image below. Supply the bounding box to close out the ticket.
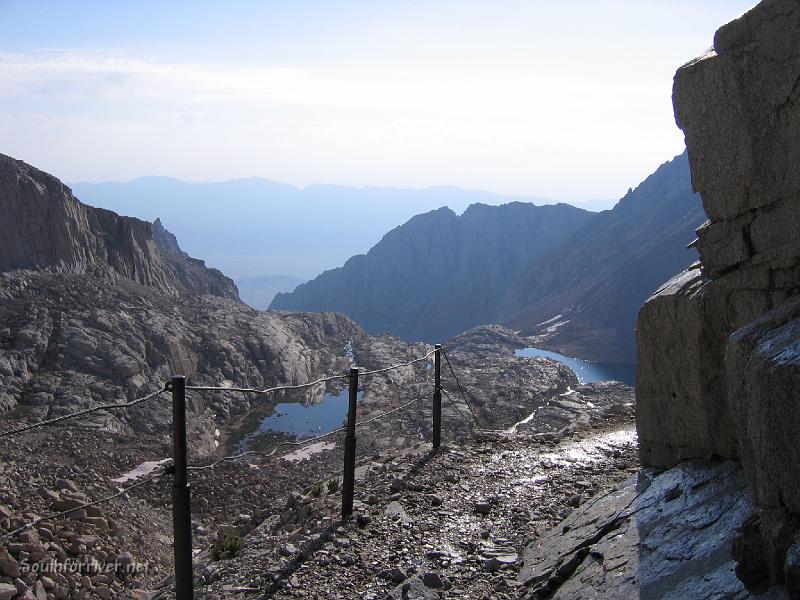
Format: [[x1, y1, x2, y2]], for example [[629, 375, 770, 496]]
[[0, 154, 240, 301], [637, 0, 800, 588]]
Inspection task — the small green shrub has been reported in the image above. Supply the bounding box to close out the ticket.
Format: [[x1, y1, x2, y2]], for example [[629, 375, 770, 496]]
[[309, 481, 323, 497], [210, 535, 243, 560], [327, 478, 340, 494]]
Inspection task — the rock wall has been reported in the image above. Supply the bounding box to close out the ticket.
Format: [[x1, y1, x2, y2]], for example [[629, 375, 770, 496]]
[[636, 0, 800, 588], [0, 153, 240, 301]]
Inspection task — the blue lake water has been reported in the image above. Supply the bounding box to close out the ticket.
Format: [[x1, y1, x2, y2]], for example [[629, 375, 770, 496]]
[[257, 387, 364, 438], [514, 347, 636, 386]]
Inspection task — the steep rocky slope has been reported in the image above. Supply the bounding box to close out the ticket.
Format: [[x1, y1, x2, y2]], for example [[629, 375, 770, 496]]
[[0, 154, 240, 302], [271, 203, 594, 343], [637, 0, 800, 592], [501, 151, 705, 362]]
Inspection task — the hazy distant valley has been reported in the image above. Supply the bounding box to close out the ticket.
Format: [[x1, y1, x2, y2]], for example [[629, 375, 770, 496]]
[[71, 154, 702, 364], [71, 177, 606, 306]]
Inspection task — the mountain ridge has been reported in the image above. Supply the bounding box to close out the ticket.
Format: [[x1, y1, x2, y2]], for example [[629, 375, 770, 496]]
[[272, 151, 706, 362], [271, 201, 596, 342], [70, 176, 592, 282], [0, 153, 240, 302]]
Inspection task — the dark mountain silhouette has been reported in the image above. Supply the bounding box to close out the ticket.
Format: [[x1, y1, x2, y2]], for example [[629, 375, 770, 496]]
[[501, 151, 705, 362], [270, 202, 595, 342]]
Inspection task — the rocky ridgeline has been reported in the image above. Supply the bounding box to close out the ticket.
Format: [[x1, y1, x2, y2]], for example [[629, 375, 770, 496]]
[[271, 203, 596, 343], [0, 154, 239, 302], [637, 0, 800, 593], [0, 154, 368, 430]]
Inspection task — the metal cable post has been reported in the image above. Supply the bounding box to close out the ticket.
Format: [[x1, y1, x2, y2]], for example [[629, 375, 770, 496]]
[[433, 344, 442, 449], [342, 367, 358, 519], [171, 375, 194, 600]]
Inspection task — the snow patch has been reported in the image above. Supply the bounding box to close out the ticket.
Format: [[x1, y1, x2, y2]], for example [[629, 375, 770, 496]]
[[281, 441, 336, 463], [536, 314, 563, 327], [112, 459, 170, 484]]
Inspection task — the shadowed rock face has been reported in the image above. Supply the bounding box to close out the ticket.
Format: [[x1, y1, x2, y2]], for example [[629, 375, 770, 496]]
[[502, 151, 704, 363], [0, 153, 240, 301], [637, 0, 800, 588], [270, 202, 595, 343]]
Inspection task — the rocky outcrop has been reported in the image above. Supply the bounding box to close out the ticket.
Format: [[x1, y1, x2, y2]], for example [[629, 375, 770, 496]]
[[0, 153, 239, 301], [636, 0, 800, 590], [519, 460, 784, 599], [0, 269, 362, 431], [151, 217, 241, 301], [271, 203, 595, 343]]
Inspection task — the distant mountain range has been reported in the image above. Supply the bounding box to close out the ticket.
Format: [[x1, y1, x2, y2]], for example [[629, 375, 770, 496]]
[[70, 177, 587, 287], [273, 152, 706, 362]]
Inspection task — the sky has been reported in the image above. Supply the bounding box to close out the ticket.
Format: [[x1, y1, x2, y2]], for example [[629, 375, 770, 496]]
[[0, 0, 756, 202]]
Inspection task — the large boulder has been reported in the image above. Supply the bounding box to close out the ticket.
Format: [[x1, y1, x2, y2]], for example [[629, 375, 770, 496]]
[[635, 266, 736, 466], [636, 0, 800, 588]]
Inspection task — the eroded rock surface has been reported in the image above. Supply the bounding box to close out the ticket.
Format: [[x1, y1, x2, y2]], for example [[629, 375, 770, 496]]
[[0, 270, 361, 433], [519, 460, 789, 599], [0, 153, 239, 301], [636, 0, 800, 591]]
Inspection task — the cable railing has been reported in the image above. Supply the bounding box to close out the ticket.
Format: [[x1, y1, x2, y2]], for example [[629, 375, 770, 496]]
[[0, 386, 169, 438], [0, 343, 488, 600]]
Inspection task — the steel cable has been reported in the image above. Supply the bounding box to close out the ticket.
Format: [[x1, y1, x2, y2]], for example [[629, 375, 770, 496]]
[[0, 386, 169, 439]]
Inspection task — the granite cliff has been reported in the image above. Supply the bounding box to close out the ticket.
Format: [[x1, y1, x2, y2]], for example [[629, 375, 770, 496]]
[[271, 202, 595, 343], [0, 154, 240, 302], [637, 0, 800, 591], [0, 153, 359, 428]]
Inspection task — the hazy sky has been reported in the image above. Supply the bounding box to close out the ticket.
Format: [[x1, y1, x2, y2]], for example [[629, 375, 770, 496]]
[[0, 0, 755, 202]]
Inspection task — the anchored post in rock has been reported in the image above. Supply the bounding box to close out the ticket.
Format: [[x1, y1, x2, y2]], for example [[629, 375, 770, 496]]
[[171, 375, 194, 600], [433, 344, 442, 450], [342, 367, 358, 519]]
